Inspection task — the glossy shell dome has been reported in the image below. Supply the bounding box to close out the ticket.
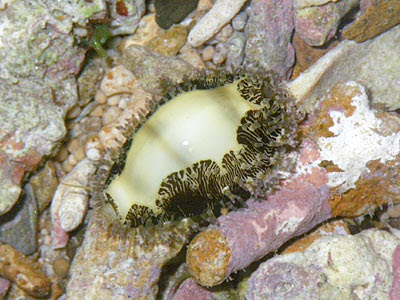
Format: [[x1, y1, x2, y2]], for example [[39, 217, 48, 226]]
[[103, 72, 302, 226]]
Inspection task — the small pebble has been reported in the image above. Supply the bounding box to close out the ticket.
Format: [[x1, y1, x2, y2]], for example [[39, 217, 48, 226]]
[[68, 123, 82, 139], [86, 147, 102, 162], [213, 43, 227, 64], [67, 121, 77, 130], [74, 27, 88, 37], [232, 11, 247, 31], [205, 61, 216, 69], [53, 257, 70, 278], [62, 155, 77, 173], [102, 106, 122, 126], [67, 138, 80, 154], [75, 101, 98, 122], [72, 146, 86, 162], [95, 89, 107, 104], [201, 45, 215, 61], [67, 153, 78, 166], [226, 31, 246, 71], [148, 1, 155, 13], [67, 105, 82, 120], [89, 105, 104, 117], [81, 116, 103, 133], [55, 147, 68, 162], [215, 24, 233, 43], [118, 95, 133, 109], [53, 161, 67, 179], [107, 94, 122, 106], [178, 43, 206, 68]]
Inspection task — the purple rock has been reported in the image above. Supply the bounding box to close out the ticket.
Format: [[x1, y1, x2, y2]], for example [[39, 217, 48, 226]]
[[294, 0, 359, 46], [245, 0, 295, 78], [173, 278, 214, 300], [0, 277, 10, 298], [247, 261, 324, 300]]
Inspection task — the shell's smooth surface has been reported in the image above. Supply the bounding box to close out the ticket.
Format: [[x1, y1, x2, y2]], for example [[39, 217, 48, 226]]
[[103, 72, 302, 226]]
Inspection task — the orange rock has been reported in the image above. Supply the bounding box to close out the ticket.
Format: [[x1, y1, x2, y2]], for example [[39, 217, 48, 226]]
[[342, 0, 400, 42], [292, 33, 338, 79], [0, 244, 51, 298]]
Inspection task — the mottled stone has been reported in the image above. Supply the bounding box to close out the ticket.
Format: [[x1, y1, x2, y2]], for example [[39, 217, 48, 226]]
[[80, 116, 103, 134], [120, 14, 162, 51], [225, 31, 246, 72], [155, 0, 199, 29], [342, 0, 400, 43], [201, 45, 215, 61], [0, 277, 10, 299], [108, 0, 146, 35], [52, 257, 70, 278], [0, 0, 91, 215], [77, 57, 106, 107], [0, 79, 68, 215], [214, 24, 233, 43], [178, 43, 206, 69], [292, 26, 400, 111], [0, 1, 87, 83], [0, 184, 38, 255], [294, 0, 359, 46], [147, 25, 188, 56], [245, 0, 295, 78], [66, 105, 82, 120], [212, 43, 227, 64], [95, 89, 108, 104], [123, 45, 195, 94], [65, 207, 198, 300], [247, 229, 400, 300], [0, 171, 21, 216], [102, 106, 122, 125], [90, 105, 104, 117], [107, 94, 122, 106], [0, 243, 52, 298], [121, 14, 188, 57], [294, 0, 342, 9], [100, 65, 137, 97], [30, 161, 59, 213], [55, 147, 69, 162], [231, 11, 247, 31]]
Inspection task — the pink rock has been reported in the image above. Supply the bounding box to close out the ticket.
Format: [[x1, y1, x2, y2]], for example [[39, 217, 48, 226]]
[[173, 278, 214, 300], [294, 0, 358, 46], [0, 277, 10, 298], [245, 0, 295, 78], [390, 245, 400, 300]]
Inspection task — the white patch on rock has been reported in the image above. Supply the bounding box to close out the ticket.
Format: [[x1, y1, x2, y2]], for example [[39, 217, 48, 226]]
[[318, 82, 400, 192], [275, 216, 304, 235]]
